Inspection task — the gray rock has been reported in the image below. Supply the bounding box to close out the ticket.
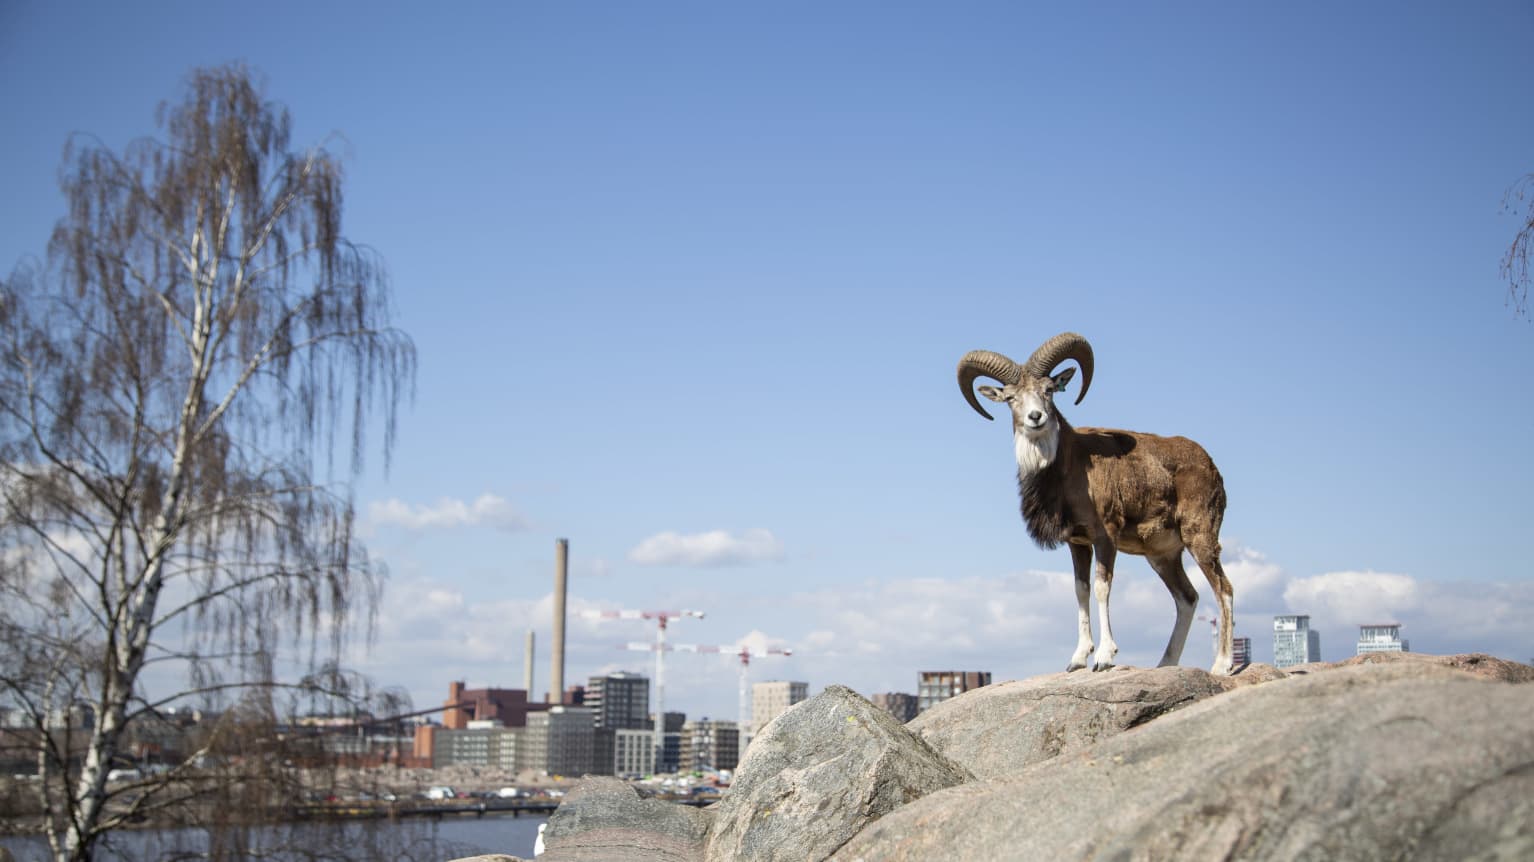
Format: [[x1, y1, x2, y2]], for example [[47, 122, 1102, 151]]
[[908, 665, 1238, 779], [1288, 650, 1534, 683], [539, 776, 712, 862], [705, 684, 968, 862], [832, 663, 1534, 861]]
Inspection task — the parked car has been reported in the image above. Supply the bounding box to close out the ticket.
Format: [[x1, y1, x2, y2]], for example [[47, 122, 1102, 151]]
[[425, 785, 456, 801], [497, 787, 521, 798]]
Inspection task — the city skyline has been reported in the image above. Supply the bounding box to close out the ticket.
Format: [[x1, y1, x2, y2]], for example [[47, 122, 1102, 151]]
[[3, 3, 1532, 722]]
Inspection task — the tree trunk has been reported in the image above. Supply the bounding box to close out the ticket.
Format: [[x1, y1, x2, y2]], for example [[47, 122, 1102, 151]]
[[62, 285, 208, 861]]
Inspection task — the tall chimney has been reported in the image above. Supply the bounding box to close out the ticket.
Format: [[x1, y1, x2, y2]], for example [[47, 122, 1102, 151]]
[[445, 681, 466, 730], [550, 538, 568, 705], [524, 630, 536, 695]]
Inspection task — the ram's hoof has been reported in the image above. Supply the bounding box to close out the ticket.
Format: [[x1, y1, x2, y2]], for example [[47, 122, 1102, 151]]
[[1066, 662, 1088, 672], [1092, 661, 1116, 672]]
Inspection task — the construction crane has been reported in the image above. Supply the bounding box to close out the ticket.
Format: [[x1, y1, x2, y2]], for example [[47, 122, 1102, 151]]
[[1196, 610, 1220, 662], [581, 609, 704, 772], [624, 642, 792, 748]]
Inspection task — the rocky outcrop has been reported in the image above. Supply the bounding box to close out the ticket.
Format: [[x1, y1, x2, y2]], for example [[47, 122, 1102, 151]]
[[835, 661, 1534, 860], [538, 777, 711, 861], [704, 684, 968, 862], [1286, 649, 1534, 682], [527, 653, 1533, 862], [909, 664, 1242, 779]]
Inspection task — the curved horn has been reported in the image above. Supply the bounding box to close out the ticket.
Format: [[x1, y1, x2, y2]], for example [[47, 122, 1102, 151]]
[[1024, 332, 1094, 405], [957, 350, 1022, 421]]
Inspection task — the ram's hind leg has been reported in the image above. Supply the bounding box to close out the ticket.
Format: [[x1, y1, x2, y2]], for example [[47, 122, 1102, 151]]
[[1148, 552, 1199, 668], [1188, 536, 1235, 676], [1066, 542, 1094, 672]]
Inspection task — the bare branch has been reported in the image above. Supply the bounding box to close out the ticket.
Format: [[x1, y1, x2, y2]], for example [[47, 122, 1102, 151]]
[[1503, 173, 1534, 319]]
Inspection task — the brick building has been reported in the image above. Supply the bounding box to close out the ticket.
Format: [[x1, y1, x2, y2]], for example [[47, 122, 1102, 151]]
[[871, 692, 918, 723], [443, 681, 547, 729]]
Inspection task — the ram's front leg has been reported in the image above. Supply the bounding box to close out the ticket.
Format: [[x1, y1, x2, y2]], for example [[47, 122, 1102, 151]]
[[1091, 537, 1119, 671], [1066, 542, 1094, 671]]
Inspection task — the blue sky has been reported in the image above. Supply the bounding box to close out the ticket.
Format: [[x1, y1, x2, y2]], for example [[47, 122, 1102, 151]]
[[3, 2, 1532, 724]]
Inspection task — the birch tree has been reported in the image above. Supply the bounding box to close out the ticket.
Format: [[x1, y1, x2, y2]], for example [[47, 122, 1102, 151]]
[[0, 64, 415, 861], [1505, 172, 1534, 319]]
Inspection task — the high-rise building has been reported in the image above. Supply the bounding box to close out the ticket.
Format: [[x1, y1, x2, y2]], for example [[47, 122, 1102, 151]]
[[659, 730, 682, 774], [917, 671, 991, 714], [1357, 623, 1408, 655], [585, 672, 650, 730], [751, 681, 808, 739], [871, 692, 918, 723], [1231, 636, 1252, 668], [524, 706, 598, 776], [679, 719, 740, 772], [1273, 615, 1322, 668], [653, 711, 685, 773]]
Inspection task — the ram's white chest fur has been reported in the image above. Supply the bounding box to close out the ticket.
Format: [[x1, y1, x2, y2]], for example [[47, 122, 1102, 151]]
[[1014, 427, 1058, 476]]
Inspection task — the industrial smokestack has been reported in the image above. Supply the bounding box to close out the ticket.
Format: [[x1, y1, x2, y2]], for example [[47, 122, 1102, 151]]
[[524, 630, 536, 695], [550, 538, 568, 704]]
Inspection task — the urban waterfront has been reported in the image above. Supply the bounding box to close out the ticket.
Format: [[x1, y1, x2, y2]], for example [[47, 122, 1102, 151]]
[[0, 814, 546, 862]]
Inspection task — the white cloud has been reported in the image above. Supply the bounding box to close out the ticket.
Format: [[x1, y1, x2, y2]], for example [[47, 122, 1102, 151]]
[[731, 629, 790, 655], [345, 542, 1534, 727], [1283, 570, 1420, 624], [365, 493, 527, 533], [804, 630, 838, 651], [1211, 544, 1288, 607], [1272, 570, 1533, 662], [784, 555, 1534, 697], [787, 570, 1091, 690], [628, 528, 785, 567]]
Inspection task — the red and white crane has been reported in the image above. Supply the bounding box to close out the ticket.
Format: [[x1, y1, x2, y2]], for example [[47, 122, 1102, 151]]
[[624, 642, 792, 748], [581, 609, 704, 770], [1196, 610, 1220, 662]]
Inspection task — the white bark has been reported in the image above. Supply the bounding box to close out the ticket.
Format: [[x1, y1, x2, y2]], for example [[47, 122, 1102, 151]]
[[62, 220, 216, 862]]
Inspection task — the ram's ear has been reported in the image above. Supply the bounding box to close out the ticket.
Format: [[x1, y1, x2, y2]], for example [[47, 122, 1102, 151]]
[[977, 385, 1007, 403], [1051, 367, 1076, 393]]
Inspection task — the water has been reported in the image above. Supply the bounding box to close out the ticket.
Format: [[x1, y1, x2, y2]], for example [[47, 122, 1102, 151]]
[[0, 813, 546, 861]]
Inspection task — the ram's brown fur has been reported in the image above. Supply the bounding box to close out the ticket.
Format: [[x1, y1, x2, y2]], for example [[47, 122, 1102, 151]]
[[1025, 418, 1227, 562]]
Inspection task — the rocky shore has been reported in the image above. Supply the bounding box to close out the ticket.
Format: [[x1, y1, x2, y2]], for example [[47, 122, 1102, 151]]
[[456, 651, 1534, 861]]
